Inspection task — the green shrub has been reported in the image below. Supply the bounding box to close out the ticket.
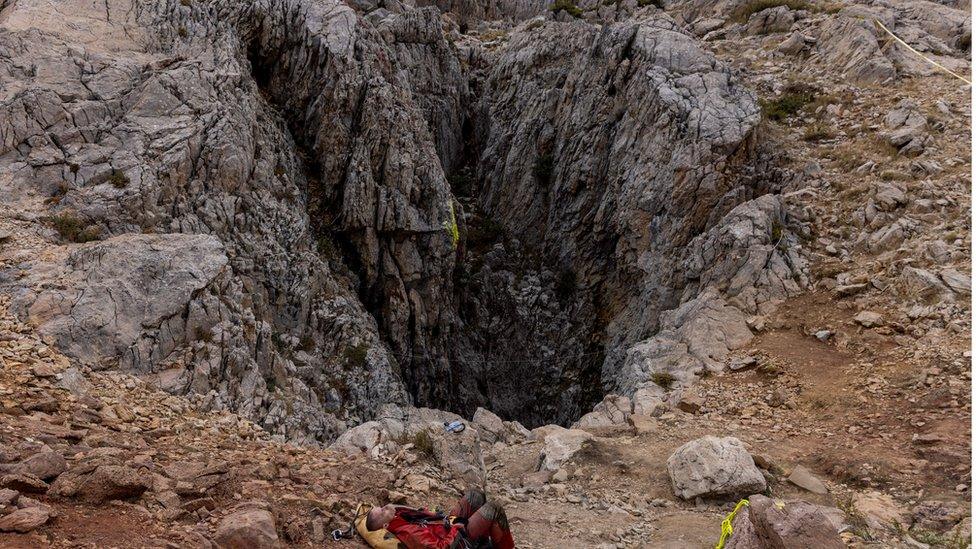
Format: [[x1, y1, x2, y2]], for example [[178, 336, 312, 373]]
[[761, 84, 817, 122], [342, 342, 369, 370], [549, 0, 582, 18], [47, 212, 100, 243], [412, 429, 436, 459], [802, 123, 834, 142], [443, 203, 460, 249], [108, 170, 129, 189], [650, 371, 676, 390], [731, 0, 810, 22]]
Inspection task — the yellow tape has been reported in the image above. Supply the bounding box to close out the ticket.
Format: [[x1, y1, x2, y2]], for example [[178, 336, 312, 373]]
[[874, 19, 972, 85], [715, 499, 750, 549]]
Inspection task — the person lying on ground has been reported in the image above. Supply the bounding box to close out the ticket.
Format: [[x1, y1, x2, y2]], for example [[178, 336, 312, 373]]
[[365, 487, 515, 549]]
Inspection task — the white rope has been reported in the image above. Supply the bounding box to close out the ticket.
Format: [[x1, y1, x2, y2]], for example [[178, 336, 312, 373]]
[[874, 19, 972, 85]]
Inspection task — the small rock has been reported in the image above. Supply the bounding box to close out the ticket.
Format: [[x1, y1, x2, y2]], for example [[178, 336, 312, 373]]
[[912, 433, 943, 445], [726, 495, 844, 548], [214, 507, 278, 549], [787, 465, 829, 494], [853, 311, 883, 328], [58, 368, 92, 397], [31, 364, 57, 378], [729, 356, 758, 372], [0, 474, 49, 494], [814, 330, 832, 342], [14, 451, 67, 481], [537, 427, 593, 472], [677, 393, 705, 414], [666, 436, 766, 500], [939, 269, 971, 295], [852, 491, 909, 533], [0, 506, 50, 533]]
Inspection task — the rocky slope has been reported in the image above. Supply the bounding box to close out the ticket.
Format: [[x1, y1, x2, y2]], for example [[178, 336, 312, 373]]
[[0, 0, 971, 545], [0, 0, 806, 436]]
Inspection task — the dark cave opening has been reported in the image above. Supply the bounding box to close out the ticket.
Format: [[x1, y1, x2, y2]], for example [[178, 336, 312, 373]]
[[242, 34, 607, 429]]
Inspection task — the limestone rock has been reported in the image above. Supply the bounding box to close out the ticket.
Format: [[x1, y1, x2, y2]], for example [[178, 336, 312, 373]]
[[573, 395, 632, 429], [632, 382, 668, 416], [537, 427, 594, 472], [666, 436, 766, 500], [853, 311, 884, 328], [11, 452, 67, 482], [51, 464, 152, 503], [214, 507, 278, 549], [851, 491, 910, 533], [940, 268, 971, 295], [746, 6, 795, 36], [726, 495, 845, 548], [0, 506, 50, 533], [786, 465, 828, 494], [471, 408, 529, 445]]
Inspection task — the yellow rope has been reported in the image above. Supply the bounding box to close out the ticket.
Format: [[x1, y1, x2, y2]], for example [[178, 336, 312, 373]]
[[715, 499, 750, 549], [874, 19, 972, 85]]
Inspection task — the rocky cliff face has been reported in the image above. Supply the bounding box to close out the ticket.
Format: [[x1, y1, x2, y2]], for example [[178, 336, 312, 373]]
[[1, 0, 806, 440]]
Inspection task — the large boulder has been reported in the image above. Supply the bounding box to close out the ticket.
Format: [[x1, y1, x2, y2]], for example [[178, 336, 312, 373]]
[[572, 394, 632, 430], [214, 507, 278, 549], [14, 234, 228, 370], [50, 464, 152, 503], [851, 491, 910, 533], [537, 426, 594, 472], [7, 451, 67, 481], [331, 405, 487, 485], [0, 506, 51, 533], [471, 408, 529, 445], [666, 436, 766, 500], [726, 495, 845, 548]]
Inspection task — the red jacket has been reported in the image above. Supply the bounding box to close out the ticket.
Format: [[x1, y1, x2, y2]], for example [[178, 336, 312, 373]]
[[386, 508, 465, 549]]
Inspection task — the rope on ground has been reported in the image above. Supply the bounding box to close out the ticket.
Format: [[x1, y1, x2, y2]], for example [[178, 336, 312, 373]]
[[874, 19, 972, 85], [715, 499, 750, 549]]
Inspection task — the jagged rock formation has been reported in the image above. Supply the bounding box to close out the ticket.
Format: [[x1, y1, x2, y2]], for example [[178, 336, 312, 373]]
[[1, 0, 806, 440]]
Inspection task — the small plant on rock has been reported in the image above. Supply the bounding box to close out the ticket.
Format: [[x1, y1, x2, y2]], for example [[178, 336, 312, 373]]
[[47, 211, 101, 243], [549, 0, 583, 18], [761, 83, 818, 122], [412, 429, 436, 460], [443, 203, 460, 249], [650, 371, 676, 390], [342, 342, 369, 370], [731, 0, 811, 23], [108, 170, 130, 189]]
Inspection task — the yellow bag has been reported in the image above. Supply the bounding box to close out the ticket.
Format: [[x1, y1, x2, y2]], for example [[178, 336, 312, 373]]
[[354, 503, 406, 549]]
